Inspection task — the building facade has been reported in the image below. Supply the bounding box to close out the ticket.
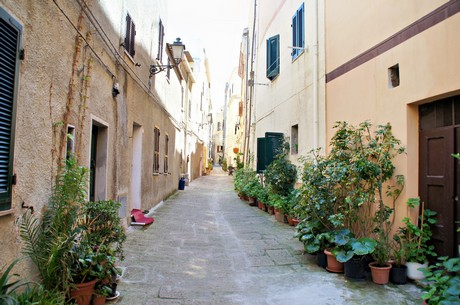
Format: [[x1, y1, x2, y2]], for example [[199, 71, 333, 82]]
[[325, 0, 460, 257], [0, 0, 211, 271], [223, 68, 244, 168], [245, 0, 326, 171]]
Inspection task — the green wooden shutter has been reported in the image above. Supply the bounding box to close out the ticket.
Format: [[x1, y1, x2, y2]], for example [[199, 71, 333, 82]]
[[257, 137, 266, 172], [0, 8, 21, 210], [266, 35, 280, 80], [264, 132, 284, 168]]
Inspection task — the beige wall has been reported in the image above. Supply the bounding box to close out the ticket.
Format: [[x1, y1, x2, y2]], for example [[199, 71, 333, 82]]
[[325, 1, 460, 223], [0, 0, 201, 275], [325, 0, 448, 71], [250, 0, 326, 168]]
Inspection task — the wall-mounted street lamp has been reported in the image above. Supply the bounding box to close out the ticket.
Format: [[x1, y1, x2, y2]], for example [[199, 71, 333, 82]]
[[149, 38, 186, 77]]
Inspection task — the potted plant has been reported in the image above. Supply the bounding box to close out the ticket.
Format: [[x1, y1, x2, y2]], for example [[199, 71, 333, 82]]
[[256, 183, 268, 211], [421, 256, 460, 305], [398, 197, 437, 280], [390, 233, 408, 285], [294, 217, 332, 268], [269, 192, 288, 223], [263, 140, 297, 199], [20, 156, 126, 303], [242, 169, 260, 206], [332, 234, 377, 280]]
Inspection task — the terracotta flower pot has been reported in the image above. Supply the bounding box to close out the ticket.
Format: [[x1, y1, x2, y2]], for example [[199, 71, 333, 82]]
[[324, 249, 344, 273], [267, 206, 274, 215], [92, 294, 106, 305], [369, 262, 392, 284], [257, 200, 266, 210], [70, 279, 98, 305], [248, 196, 257, 206], [286, 215, 295, 226], [274, 208, 285, 223]]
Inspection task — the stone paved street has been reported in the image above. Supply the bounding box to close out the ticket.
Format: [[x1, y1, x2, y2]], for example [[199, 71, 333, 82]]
[[113, 170, 422, 305]]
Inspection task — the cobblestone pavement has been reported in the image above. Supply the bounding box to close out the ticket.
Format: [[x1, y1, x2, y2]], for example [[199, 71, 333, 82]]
[[113, 170, 422, 305]]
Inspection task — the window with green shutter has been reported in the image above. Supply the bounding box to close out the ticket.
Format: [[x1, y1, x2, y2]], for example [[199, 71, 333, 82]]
[[266, 35, 280, 80], [292, 3, 305, 60], [0, 7, 21, 211]]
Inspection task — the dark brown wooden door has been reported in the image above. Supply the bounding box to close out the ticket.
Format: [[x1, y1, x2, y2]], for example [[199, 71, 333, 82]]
[[419, 128, 455, 257]]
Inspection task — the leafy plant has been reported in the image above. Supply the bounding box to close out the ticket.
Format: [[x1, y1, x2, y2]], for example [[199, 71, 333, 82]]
[[332, 236, 378, 263], [264, 139, 297, 197], [396, 197, 437, 264], [421, 256, 460, 305], [84, 199, 126, 260], [0, 259, 66, 305], [294, 218, 333, 254], [0, 259, 23, 304], [20, 155, 126, 297]]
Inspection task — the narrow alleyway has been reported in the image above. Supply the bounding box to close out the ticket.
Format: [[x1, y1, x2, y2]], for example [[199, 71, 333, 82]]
[[114, 170, 422, 305]]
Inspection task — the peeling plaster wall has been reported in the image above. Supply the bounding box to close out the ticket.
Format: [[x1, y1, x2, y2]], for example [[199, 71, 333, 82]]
[[0, 0, 193, 277]]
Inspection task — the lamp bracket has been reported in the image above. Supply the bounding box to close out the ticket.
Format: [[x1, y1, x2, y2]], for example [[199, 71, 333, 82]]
[[149, 64, 175, 77]]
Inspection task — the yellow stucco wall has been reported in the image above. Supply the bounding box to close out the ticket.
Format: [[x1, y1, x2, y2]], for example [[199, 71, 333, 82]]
[[325, 1, 460, 224]]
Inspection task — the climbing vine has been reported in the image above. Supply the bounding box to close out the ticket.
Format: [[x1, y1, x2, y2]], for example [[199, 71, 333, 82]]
[[50, 11, 93, 175]]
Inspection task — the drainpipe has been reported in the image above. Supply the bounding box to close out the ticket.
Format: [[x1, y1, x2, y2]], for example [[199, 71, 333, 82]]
[[242, 28, 249, 165], [312, 0, 319, 150], [245, 0, 257, 166]]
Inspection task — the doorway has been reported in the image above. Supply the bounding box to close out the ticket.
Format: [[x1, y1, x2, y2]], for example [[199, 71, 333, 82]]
[[89, 121, 108, 202], [419, 96, 460, 257], [130, 124, 142, 210]]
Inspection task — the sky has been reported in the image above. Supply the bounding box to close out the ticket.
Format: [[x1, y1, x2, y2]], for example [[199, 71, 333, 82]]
[[167, 0, 251, 109]]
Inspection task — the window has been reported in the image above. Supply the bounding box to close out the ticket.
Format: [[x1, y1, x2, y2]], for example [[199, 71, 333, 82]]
[[266, 35, 280, 80], [217, 145, 223, 153], [292, 3, 305, 60], [0, 8, 21, 211], [217, 122, 222, 131], [164, 134, 169, 173], [388, 64, 400, 88], [157, 19, 164, 62], [153, 127, 160, 174], [66, 125, 75, 159], [291, 125, 299, 154], [124, 14, 136, 57]]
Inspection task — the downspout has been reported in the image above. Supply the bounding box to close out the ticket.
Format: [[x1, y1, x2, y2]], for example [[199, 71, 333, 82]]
[[242, 28, 249, 165], [312, 0, 319, 150], [245, 0, 257, 165]]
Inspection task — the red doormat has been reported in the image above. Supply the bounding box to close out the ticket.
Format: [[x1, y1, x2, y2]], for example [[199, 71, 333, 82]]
[[130, 209, 154, 225]]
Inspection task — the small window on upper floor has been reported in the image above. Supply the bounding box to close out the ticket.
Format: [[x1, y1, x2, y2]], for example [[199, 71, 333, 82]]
[[292, 3, 305, 61], [388, 64, 400, 88], [164, 134, 169, 174], [153, 127, 160, 174], [157, 19, 164, 62], [291, 124, 299, 155], [124, 14, 136, 57], [266, 35, 280, 81]]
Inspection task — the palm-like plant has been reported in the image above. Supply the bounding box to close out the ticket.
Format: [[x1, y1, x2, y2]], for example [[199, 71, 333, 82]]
[[20, 156, 94, 295]]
